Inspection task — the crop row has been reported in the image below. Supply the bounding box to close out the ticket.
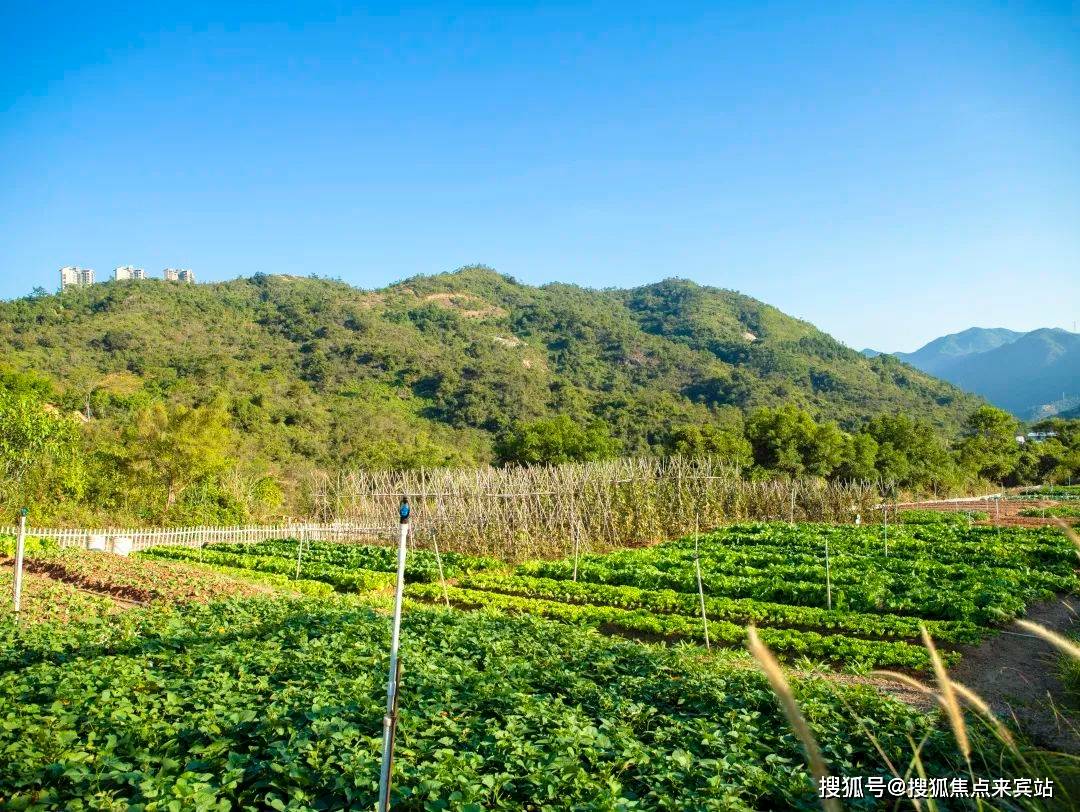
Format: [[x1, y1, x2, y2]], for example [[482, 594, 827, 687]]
[[516, 557, 1037, 623], [407, 583, 951, 670], [139, 546, 395, 592], [456, 574, 985, 644], [161, 559, 337, 598], [203, 539, 501, 581], [584, 542, 1075, 594], [0, 596, 979, 808], [675, 523, 1076, 571]]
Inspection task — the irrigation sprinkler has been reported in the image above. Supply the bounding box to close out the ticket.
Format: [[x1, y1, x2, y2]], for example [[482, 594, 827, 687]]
[[11, 508, 27, 622], [378, 497, 411, 812]]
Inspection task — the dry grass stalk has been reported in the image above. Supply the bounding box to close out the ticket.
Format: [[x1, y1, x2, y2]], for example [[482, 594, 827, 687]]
[[872, 670, 943, 705], [1014, 619, 1080, 660], [949, 680, 1016, 749], [1054, 518, 1080, 561], [920, 626, 970, 762], [747, 626, 841, 812]]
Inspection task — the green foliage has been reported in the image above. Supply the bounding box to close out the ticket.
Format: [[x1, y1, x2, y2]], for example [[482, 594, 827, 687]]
[[496, 414, 620, 465], [0, 384, 85, 519], [746, 405, 844, 477], [898, 509, 989, 525], [0, 596, 981, 809], [516, 522, 1075, 624], [956, 405, 1022, 482]]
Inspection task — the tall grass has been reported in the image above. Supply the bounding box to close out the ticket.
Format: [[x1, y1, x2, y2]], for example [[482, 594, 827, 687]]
[[310, 456, 882, 559]]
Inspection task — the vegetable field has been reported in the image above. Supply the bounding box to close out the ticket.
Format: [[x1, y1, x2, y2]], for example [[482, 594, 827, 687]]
[[0, 596, 1001, 810], [0, 520, 1076, 809]]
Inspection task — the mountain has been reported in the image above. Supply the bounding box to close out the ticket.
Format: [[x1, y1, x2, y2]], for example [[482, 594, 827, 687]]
[[887, 327, 1079, 419], [893, 327, 1024, 376], [943, 329, 1080, 419], [0, 269, 979, 472]]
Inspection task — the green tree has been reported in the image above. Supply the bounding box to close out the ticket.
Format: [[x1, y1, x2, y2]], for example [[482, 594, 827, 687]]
[[124, 400, 235, 517], [663, 423, 753, 467], [956, 406, 1021, 483], [0, 387, 84, 517], [497, 415, 620, 466], [864, 414, 958, 491], [745, 405, 844, 477], [836, 433, 879, 481]]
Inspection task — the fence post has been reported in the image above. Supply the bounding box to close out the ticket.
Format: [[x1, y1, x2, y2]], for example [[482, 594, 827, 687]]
[[12, 509, 28, 621]]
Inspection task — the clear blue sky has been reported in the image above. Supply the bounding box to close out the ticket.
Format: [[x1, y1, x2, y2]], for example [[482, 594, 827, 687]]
[[2, 1, 1077, 351]]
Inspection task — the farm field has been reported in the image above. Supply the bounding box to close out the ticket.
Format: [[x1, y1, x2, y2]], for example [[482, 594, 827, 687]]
[[0, 521, 1076, 809]]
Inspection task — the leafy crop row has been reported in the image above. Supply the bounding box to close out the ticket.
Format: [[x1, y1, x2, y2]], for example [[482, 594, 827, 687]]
[[204, 539, 501, 582], [456, 574, 984, 644], [407, 583, 949, 670], [138, 546, 395, 593], [897, 509, 988, 525], [0, 596, 982, 809]]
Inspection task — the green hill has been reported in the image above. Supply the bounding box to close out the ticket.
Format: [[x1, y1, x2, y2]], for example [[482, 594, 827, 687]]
[[0, 267, 978, 476]]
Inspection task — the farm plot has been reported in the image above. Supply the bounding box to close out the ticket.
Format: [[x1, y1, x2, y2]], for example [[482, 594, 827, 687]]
[[138, 539, 500, 594], [408, 522, 1078, 671], [0, 595, 1007, 810]]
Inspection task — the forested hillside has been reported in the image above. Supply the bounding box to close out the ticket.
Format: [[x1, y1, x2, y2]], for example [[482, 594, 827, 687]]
[[4, 268, 974, 464], [6, 267, 1072, 525]]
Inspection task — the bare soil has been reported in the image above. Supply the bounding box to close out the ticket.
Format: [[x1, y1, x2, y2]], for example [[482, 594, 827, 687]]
[[899, 497, 1074, 528], [947, 594, 1080, 753]]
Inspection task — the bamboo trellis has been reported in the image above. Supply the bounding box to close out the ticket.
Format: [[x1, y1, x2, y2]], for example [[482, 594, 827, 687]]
[[310, 456, 884, 561]]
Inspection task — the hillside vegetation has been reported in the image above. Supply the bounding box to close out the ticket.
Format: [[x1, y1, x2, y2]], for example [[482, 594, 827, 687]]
[[1, 268, 1075, 525]]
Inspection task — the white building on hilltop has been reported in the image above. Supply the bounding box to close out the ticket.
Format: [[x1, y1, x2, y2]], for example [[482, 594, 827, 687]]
[[113, 265, 146, 281], [60, 266, 95, 289], [163, 268, 195, 283]]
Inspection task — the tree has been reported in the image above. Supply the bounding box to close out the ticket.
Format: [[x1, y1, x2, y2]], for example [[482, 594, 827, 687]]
[[123, 400, 235, 516], [664, 423, 753, 467], [0, 387, 84, 517], [863, 414, 957, 490], [745, 405, 844, 477], [956, 406, 1021, 483], [836, 433, 879, 481], [497, 415, 620, 466]]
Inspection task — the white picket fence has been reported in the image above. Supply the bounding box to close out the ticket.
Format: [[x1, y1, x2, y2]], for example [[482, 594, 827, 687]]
[[0, 522, 393, 554]]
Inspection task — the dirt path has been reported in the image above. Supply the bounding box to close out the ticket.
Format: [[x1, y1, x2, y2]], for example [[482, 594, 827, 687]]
[[948, 594, 1080, 753]]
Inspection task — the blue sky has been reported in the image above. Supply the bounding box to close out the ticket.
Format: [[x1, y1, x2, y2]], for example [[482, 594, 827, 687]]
[[2, 1, 1077, 351]]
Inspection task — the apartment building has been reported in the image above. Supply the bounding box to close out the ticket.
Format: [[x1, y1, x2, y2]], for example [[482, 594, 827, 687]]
[[163, 268, 195, 283], [60, 266, 95, 289], [113, 265, 146, 281]]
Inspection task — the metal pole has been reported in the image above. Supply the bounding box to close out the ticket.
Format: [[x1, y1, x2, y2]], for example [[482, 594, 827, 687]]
[[693, 516, 710, 650], [12, 509, 27, 621], [824, 538, 832, 611], [883, 505, 888, 558], [378, 499, 410, 812], [294, 535, 305, 580]]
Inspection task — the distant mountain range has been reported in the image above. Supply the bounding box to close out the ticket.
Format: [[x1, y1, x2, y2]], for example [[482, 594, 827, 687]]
[[863, 327, 1080, 420]]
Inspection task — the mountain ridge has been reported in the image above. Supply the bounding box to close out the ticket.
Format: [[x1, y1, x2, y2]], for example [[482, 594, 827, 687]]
[[0, 268, 980, 472], [869, 326, 1080, 419]]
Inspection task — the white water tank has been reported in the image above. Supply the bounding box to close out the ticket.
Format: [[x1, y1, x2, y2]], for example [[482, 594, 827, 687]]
[[110, 536, 133, 556], [87, 534, 108, 552]]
